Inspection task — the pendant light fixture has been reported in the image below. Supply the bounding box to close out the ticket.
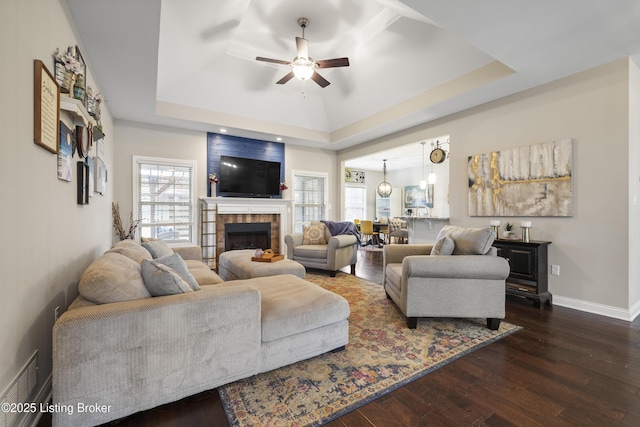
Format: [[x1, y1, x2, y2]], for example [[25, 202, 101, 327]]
[[419, 142, 427, 189], [377, 159, 392, 198]]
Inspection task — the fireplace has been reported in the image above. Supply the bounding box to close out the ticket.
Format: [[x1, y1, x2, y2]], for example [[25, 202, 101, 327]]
[[224, 222, 272, 251]]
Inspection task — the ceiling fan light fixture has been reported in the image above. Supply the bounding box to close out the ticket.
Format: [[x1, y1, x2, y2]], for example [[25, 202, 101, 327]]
[[292, 57, 315, 80]]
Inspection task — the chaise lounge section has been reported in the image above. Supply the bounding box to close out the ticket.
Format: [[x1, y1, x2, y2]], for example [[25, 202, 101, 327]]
[[52, 240, 349, 427]]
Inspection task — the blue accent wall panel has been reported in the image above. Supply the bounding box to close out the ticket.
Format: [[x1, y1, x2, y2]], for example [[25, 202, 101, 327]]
[[207, 133, 285, 198]]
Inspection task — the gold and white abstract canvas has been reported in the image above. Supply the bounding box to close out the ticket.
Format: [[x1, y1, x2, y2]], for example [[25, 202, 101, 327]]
[[468, 139, 572, 216]]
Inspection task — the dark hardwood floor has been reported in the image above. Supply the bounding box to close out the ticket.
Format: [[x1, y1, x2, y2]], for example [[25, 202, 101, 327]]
[[39, 249, 640, 426]]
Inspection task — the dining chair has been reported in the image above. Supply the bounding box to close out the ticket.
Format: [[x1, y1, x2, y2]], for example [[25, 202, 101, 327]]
[[359, 220, 379, 248]]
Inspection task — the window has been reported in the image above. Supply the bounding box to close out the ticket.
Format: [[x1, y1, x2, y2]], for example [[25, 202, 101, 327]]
[[134, 156, 196, 244], [292, 171, 328, 234], [344, 185, 366, 221]]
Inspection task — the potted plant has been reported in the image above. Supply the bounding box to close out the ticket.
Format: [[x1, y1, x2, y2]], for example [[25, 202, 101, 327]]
[[502, 222, 515, 239]]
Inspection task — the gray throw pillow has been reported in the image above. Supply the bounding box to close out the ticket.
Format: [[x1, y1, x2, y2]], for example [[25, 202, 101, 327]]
[[155, 253, 200, 291], [141, 259, 193, 296], [431, 234, 455, 255], [141, 239, 173, 259]]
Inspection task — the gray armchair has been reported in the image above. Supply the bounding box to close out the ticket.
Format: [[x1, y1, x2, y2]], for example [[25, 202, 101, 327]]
[[383, 226, 510, 330], [285, 221, 358, 277]]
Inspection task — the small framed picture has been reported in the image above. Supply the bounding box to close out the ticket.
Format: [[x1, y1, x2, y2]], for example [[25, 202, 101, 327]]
[[77, 161, 90, 205], [33, 60, 60, 154]]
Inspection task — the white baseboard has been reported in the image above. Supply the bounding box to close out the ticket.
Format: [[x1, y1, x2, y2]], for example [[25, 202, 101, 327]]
[[553, 295, 638, 321], [23, 374, 51, 427]]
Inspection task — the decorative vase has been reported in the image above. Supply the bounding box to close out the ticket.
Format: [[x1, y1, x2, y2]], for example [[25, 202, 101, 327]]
[[210, 182, 217, 198]]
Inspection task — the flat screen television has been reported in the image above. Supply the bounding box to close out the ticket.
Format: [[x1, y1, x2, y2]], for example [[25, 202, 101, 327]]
[[218, 155, 281, 198]]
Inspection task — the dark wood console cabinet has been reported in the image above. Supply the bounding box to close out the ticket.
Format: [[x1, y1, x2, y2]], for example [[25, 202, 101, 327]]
[[492, 239, 552, 308]]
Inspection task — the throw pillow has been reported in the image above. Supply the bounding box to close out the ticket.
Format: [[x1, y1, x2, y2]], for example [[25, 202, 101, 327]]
[[431, 234, 455, 256], [79, 253, 151, 304], [141, 259, 193, 297], [435, 225, 496, 255], [141, 239, 173, 259], [155, 253, 200, 291], [302, 224, 327, 245], [106, 239, 153, 263]]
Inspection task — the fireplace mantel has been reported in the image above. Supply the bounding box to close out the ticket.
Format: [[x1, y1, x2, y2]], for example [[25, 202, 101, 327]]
[[200, 198, 293, 268]]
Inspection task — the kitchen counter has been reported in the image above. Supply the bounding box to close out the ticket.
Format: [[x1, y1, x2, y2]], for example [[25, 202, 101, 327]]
[[399, 216, 449, 244]]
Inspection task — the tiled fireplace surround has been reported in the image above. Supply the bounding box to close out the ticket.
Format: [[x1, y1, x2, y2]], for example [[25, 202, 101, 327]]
[[201, 198, 292, 268]]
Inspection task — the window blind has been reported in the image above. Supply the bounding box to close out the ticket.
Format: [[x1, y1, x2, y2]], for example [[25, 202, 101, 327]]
[[293, 173, 326, 233], [135, 158, 195, 243]]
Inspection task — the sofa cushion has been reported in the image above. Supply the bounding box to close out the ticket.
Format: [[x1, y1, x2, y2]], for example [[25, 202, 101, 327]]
[[293, 244, 329, 259], [79, 253, 151, 304], [155, 253, 200, 291], [385, 263, 403, 296], [223, 275, 349, 343], [141, 239, 173, 259], [184, 260, 224, 285], [436, 225, 495, 255], [430, 234, 455, 256], [302, 224, 327, 245], [141, 259, 193, 296], [105, 239, 153, 263]]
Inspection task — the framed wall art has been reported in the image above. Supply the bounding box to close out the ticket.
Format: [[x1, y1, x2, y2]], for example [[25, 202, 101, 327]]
[[58, 122, 74, 182], [468, 139, 573, 216], [33, 60, 60, 154], [404, 185, 432, 208], [94, 156, 107, 195], [77, 161, 89, 205], [345, 168, 365, 183]]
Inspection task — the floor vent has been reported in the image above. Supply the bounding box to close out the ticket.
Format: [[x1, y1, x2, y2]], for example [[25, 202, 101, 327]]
[[0, 351, 38, 427]]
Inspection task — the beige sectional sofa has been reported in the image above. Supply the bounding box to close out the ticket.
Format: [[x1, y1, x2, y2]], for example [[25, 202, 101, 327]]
[[52, 240, 349, 427]]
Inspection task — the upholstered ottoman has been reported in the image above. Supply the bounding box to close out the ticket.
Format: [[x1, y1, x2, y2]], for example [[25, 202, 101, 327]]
[[218, 249, 306, 281], [217, 274, 350, 372]]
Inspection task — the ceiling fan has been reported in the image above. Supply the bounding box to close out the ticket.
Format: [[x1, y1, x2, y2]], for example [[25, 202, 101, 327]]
[[256, 17, 349, 88]]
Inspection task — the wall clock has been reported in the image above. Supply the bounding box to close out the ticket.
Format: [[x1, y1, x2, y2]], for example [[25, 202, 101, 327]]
[[429, 147, 446, 164]]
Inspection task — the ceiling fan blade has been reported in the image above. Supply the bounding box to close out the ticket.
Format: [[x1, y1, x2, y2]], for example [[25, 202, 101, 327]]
[[311, 71, 330, 88], [296, 37, 309, 59], [316, 57, 350, 69], [256, 56, 290, 65], [276, 71, 295, 85]]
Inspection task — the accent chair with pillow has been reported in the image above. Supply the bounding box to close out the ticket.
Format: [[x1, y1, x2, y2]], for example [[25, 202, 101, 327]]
[[382, 225, 510, 330], [285, 220, 358, 277]]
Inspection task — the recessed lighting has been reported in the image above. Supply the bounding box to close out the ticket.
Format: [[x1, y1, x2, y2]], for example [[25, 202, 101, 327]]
[[276, 137, 282, 141], [220, 128, 227, 133]]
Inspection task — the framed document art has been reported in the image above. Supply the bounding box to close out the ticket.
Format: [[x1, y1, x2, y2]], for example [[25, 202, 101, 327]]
[[33, 60, 60, 154]]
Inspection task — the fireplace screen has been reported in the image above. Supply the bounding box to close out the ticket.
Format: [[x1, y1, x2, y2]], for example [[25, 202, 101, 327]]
[[224, 222, 272, 251]]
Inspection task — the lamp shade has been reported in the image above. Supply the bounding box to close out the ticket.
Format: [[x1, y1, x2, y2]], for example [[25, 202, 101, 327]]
[[292, 57, 315, 80], [377, 181, 392, 197], [293, 64, 314, 80]]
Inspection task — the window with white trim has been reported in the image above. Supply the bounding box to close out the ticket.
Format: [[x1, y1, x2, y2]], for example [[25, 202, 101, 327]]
[[344, 184, 366, 222], [292, 170, 328, 234], [134, 156, 196, 244]]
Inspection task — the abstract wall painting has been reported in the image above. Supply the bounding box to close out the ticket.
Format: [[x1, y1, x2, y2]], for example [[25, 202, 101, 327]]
[[468, 139, 572, 217]]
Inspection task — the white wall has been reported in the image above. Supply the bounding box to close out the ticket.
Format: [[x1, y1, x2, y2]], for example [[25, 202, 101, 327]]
[[338, 59, 636, 319], [112, 122, 339, 232], [1, 0, 114, 400], [629, 58, 640, 312]]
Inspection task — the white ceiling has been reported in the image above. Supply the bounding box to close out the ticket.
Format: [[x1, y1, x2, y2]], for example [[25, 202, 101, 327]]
[[65, 0, 640, 169]]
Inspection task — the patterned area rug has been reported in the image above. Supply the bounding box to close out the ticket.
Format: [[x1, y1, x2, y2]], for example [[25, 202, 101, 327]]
[[219, 273, 521, 427]]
